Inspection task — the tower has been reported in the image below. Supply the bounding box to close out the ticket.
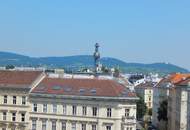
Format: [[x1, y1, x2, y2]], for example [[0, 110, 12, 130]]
[[93, 43, 100, 74]]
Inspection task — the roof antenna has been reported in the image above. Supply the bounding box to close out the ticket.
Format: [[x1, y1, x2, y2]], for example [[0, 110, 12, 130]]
[[93, 43, 100, 76]]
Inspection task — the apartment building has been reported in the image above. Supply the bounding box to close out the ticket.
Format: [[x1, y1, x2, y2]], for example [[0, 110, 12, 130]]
[[152, 73, 190, 130], [0, 70, 45, 130], [168, 77, 190, 130], [135, 82, 154, 109], [0, 70, 138, 130]]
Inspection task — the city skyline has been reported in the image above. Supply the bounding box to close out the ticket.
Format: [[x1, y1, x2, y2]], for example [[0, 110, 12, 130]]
[[0, 1, 190, 70]]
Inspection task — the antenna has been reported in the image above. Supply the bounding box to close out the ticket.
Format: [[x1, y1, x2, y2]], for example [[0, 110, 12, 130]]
[[93, 43, 100, 75]]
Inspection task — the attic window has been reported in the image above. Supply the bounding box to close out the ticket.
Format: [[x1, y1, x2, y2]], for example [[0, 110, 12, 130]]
[[52, 86, 62, 90], [79, 89, 85, 93], [90, 89, 97, 94]]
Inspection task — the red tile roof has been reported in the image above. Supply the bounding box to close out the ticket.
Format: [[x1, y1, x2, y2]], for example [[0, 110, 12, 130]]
[[0, 70, 43, 87], [174, 77, 190, 86], [156, 73, 190, 87], [32, 78, 136, 98]]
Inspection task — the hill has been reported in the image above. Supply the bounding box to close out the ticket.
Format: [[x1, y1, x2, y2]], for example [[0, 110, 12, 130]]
[[0, 52, 188, 75]]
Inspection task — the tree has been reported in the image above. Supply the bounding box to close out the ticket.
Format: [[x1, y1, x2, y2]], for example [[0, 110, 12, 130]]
[[157, 100, 168, 121], [5, 65, 15, 70], [137, 96, 147, 120], [101, 66, 109, 73]]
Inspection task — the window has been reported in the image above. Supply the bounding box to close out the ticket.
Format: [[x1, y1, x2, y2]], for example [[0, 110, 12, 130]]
[[42, 120, 46, 130], [32, 120, 37, 130], [106, 126, 111, 130], [63, 105, 66, 115], [125, 109, 130, 117], [62, 122, 66, 130], [52, 121, 56, 130], [127, 127, 132, 130], [72, 105, 77, 115], [82, 124, 86, 130], [149, 96, 151, 101], [43, 104, 47, 113], [53, 104, 57, 113], [82, 106, 87, 116], [13, 96, 16, 104], [3, 112, 6, 120], [4, 95, 7, 104], [92, 107, 97, 116], [22, 96, 26, 105], [21, 113, 25, 122], [72, 123, 76, 130], [12, 113, 16, 121], [107, 108, 112, 117], [33, 104, 37, 112], [92, 125, 96, 130]]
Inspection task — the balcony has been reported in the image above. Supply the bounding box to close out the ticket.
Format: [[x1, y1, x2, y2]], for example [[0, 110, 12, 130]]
[[121, 116, 136, 125]]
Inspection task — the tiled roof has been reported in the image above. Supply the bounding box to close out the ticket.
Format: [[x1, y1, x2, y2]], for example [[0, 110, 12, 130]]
[[0, 70, 43, 87], [32, 78, 137, 98], [174, 77, 190, 86], [136, 82, 155, 88], [156, 73, 190, 87]]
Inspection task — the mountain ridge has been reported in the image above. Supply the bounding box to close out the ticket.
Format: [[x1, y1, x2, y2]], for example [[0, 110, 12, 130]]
[[0, 51, 188, 75]]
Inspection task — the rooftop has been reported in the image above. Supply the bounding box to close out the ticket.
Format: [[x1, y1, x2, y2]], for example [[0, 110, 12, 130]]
[[32, 77, 137, 98], [136, 82, 155, 89], [0, 70, 43, 88], [156, 73, 190, 87], [174, 77, 190, 86]]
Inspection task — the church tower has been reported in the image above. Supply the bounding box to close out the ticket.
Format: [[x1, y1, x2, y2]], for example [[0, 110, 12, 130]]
[[93, 43, 100, 74]]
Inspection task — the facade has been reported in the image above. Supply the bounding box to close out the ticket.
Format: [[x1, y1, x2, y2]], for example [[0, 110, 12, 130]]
[[135, 82, 154, 109], [0, 70, 45, 130], [152, 73, 190, 130], [168, 77, 190, 130], [0, 70, 138, 130]]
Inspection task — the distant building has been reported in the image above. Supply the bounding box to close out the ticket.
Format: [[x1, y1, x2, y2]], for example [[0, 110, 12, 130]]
[[135, 82, 155, 109], [0, 70, 138, 130], [168, 77, 190, 130], [152, 73, 190, 130]]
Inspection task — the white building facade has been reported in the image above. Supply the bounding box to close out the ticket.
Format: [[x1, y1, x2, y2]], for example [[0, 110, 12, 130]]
[[0, 70, 138, 130]]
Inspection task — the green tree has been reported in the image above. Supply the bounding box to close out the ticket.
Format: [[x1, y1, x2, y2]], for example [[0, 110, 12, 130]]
[[137, 96, 147, 120], [5, 65, 15, 70], [101, 66, 109, 73], [157, 100, 168, 121]]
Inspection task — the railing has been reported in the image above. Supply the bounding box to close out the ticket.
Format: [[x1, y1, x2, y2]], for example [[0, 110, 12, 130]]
[[122, 116, 136, 125]]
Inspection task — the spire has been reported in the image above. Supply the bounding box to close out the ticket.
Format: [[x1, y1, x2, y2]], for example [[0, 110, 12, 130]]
[[93, 43, 100, 74]]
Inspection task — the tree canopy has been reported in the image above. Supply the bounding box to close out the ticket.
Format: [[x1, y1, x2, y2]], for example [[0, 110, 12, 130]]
[[157, 100, 168, 121]]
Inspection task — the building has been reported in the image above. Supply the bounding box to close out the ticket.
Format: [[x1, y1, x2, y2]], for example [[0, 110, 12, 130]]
[[135, 82, 154, 109], [0, 70, 138, 130], [168, 77, 190, 130], [0, 70, 45, 130], [152, 73, 190, 130]]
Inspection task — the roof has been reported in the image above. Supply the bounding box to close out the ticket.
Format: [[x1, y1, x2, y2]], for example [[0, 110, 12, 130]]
[[174, 77, 190, 86], [0, 70, 43, 88], [156, 73, 190, 87], [136, 82, 155, 89], [32, 78, 137, 98]]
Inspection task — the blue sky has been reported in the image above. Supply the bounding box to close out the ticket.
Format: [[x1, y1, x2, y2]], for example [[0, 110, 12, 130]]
[[0, 1, 190, 70]]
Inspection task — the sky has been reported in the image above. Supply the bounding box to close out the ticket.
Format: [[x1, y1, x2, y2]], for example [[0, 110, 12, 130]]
[[0, 1, 190, 70]]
